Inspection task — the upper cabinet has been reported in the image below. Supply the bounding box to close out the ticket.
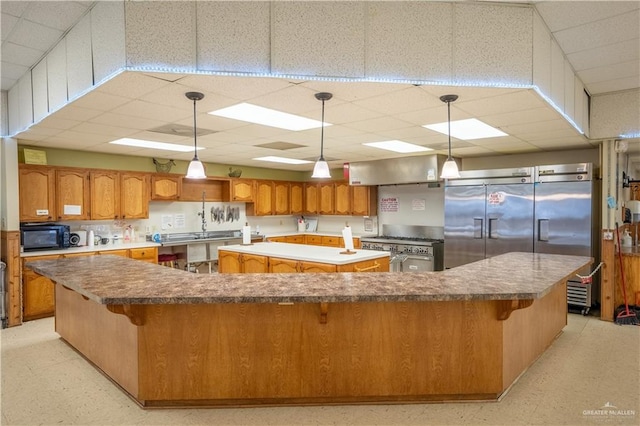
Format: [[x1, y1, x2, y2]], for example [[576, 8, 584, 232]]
[[334, 182, 351, 215], [273, 181, 290, 215], [230, 179, 255, 202], [120, 172, 149, 219], [90, 171, 119, 220], [304, 183, 319, 214], [151, 174, 181, 200], [19, 165, 56, 222], [253, 180, 274, 216], [56, 168, 90, 221], [290, 182, 304, 215], [318, 183, 334, 215], [351, 185, 377, 216]]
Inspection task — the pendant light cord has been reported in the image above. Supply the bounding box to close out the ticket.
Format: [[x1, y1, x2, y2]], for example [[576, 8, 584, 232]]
[[447, 99, 452, 160], [192, 98, 199, 161], [319, 99, 325, 161]]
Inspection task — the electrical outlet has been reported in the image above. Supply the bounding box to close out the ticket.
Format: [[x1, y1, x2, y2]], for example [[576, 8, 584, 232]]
[[604, 231, 613, 240]]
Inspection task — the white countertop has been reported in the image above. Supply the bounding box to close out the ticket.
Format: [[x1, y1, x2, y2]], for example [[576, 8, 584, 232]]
[[20, 241, 160, 258], [218, 242, 389, 265], [264, 231, 376, 239]]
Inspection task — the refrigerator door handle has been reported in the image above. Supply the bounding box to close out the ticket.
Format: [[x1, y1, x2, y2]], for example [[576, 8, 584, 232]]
[[473, 218, 483, 239], [538, 219, 549, 241], [488, 217, 498, 239]]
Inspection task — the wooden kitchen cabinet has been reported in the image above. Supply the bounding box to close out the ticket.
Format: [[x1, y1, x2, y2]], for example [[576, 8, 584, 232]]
[[334, 182, 351, 215], [92, 172, 149, 220], [19, 165, 56, 222], [218, 252, 268, 273], [285, 235, 305, 244], [305, 235, 323, 245], [269, 257, 299, 273], [230, 179, 255, 202], [90, 170, 120, 220], [630, 182, 640, 201], [318, 183, 335, 215], [273, 181, 290, 215], [97, 249, 130, 257], [304, 183, 319, 214], [56, 168, 91, 221], [321, 236, 340, 247], [22, 255, 59, 320], [351, 185, 377, 216], [151, 174, 181, 200], [290, 182, 304, 215], [120, 172, 149, 219], [253, 180, 274, 216], [300, 260, 337, 273], [129, 247, 158, 263]]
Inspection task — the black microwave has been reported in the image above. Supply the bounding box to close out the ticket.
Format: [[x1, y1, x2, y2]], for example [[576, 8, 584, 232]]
[[20, 223, 71, 251]]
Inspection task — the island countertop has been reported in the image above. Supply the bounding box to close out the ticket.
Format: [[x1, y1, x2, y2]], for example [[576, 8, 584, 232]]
[[28, 252, 592, 306], [218, 242, 389, 264]]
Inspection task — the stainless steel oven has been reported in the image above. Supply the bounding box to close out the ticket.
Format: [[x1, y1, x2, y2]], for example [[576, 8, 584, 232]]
[[361, 225, 444, 272]]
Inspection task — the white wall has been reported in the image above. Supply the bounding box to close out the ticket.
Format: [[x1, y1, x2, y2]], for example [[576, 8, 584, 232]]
[[377, 184, 445, 229]]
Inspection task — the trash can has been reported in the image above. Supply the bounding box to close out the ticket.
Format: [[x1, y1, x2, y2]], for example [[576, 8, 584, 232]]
[[0, 261, 6, 328]]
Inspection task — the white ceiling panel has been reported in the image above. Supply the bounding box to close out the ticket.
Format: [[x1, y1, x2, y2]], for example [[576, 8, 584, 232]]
[[2, 1, 638, 172]]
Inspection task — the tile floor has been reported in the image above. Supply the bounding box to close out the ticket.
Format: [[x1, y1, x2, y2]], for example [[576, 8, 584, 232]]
[[1, 314, 638, 425]]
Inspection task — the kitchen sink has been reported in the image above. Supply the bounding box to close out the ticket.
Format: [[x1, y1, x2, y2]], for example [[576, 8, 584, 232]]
[[151, 230, 259, 245]]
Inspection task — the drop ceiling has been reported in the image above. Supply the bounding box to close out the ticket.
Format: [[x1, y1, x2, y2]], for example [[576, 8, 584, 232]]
[[2, 1, 639, 173]]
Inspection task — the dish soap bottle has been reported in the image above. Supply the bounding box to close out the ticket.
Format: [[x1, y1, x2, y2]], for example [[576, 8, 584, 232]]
[[622, 229, 633, 247]]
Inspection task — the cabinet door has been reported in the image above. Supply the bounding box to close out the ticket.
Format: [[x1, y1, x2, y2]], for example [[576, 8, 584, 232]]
[[318, 183, 334, 215], [91, 171, 120, 220], [300, 261, 336, 273], [22, 255, 59, 321], [304, 183, 318, 214], [151, 175, 181, 200], [242, 253, 268, 273], [273, 181, 290, 215], [121, 173, 149, 219], [254, 180, 274, 215], [352, 186, 377, 216], [269, 257, 299, 273], [290, 182, 304, 215], [56, 169, 90, 220], [218, 251, 242, 273], [321, 236, 340, 247], [129, 247, 158, 263], [231, 179, 255, 202], [285, 235, 305, 244], [305, 235, 323, 245], [631, 183, 640, 202], [334, 182, 351, 215], [19, 166, 56, 222], [266, 236, 286, 242], [97, 249, 129, 257]]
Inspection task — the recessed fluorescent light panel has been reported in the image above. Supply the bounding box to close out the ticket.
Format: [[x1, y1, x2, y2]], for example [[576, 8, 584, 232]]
[[209, 103, 331, 131], [109, 138, 203, 152], [423, 118, 507, 140], [363, 140, 433, 153], [253, 156, 313, 165]]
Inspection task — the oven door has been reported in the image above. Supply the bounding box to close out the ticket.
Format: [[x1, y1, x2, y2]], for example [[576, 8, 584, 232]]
[[403, 255, 434, 272]]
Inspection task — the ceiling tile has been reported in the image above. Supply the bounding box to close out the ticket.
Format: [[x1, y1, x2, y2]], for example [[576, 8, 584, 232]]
[[1, 1, 30, 17], [1, 13, 19, 40], [1, 61, 28, 80], [23, 1, 90, 31], [96, 72, 173, 99], [1, 41, 43, 66], [7, 19, 63, 51], [567, 38, 640, 72], [535, 1, 639, 32]]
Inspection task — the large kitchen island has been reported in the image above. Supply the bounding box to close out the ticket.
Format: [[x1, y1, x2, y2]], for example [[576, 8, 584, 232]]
[[28, 252, 591, 408]]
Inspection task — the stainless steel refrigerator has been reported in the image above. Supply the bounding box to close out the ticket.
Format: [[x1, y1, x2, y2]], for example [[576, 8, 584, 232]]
[[444, 168, 535, 269], [534, 163, 600, 312]]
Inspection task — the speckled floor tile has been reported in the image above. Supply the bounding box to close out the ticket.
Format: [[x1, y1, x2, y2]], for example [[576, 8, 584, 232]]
[[1, 314, 638, 425]]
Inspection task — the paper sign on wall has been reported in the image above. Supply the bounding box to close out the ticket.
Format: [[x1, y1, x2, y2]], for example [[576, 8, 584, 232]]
[[412, 199, 426, 211], [380, 197, 399, 212]]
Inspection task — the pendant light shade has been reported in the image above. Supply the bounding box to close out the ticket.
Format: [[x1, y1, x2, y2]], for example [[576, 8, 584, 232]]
[[185, 91, 206, 179], [311, 92, 332, 179], [439, 94, 460, 179]]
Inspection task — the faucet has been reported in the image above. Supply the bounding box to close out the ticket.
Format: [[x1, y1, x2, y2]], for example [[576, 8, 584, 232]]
[[197, 191, 207, 234]]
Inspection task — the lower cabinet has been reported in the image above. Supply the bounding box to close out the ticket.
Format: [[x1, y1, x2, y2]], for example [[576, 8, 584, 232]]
[[22, 255, 59, 321], [220, 252, 384, 274], [21, 247, 159, 321], [218, 252, 268, 273]]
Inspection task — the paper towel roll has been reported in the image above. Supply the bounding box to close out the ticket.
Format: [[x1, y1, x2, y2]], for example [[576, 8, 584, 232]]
[[243, 225, 251, 245], [342, 226, 354, 251], [628, 200, 640, 215]]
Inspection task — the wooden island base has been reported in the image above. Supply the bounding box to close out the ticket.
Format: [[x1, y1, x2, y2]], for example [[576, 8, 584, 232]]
[[55, 281, 567, 407]]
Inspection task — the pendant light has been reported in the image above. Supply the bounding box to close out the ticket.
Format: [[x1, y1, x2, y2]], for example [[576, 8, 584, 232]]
[[185, 91, 206, 179], [439, 94, 460, 179], [311, 92, 332, 179]]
